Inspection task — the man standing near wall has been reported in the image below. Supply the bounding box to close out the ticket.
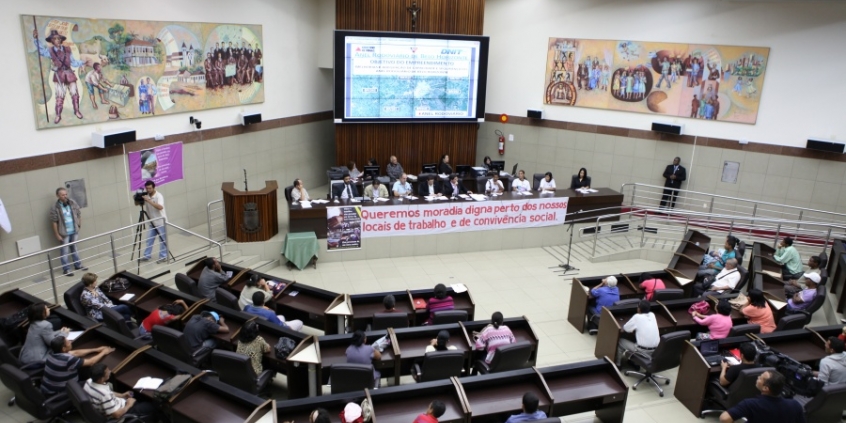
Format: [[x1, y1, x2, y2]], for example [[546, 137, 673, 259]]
[[660, 157, 686, 209], [50, 187, 87, 277], [140, 180, 167, 263]]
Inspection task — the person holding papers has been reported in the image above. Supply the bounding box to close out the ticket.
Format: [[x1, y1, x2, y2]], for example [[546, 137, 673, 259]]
[[364, 178, 389, 199], [80, 273, 133, 323], [512, 170, 531, 193], [333, 173, 360, 200], [570, 168, 591, 189], [84, 363, 161, 422], [485, 173, 505, 195], [392, 173, 413, 197], [20, 303, 69, 366], [418, 175, 443, 197], [291, 178, 311, 202], [538, 172, 556, 192], [444, 174, 471, 198]]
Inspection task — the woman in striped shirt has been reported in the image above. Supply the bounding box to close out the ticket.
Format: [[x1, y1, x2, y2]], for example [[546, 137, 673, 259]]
[[424, 284, 455, 325], [474, 312, 516, 364]]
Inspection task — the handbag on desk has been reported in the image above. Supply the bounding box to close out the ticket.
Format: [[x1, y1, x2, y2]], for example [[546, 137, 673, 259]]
[[102, 277, 131, 293]]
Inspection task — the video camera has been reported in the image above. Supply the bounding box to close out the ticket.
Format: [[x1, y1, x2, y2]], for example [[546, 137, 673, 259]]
[[133, 190, 146, 206], [754, 339, 822, 398]]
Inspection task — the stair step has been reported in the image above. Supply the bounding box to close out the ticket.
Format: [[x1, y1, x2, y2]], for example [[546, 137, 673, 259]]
[[251, 259, 279, 271]]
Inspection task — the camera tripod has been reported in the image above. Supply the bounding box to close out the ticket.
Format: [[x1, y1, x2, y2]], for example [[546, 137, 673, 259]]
[[130, 207, 174, 273]]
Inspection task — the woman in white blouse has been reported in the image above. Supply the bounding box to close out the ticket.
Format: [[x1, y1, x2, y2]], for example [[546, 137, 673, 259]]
[[291, 178, 310, 202], [539, 172, 556, 192]]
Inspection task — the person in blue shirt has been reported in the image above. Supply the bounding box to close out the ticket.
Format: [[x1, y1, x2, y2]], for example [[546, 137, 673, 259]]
[[587, 276, 620, 334], [505, 392, 547, 423], [698, 237, 738, 277], [244, 292, 304, 331]]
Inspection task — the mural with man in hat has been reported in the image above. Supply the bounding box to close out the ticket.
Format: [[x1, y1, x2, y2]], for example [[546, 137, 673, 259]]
[[21, 15, 264, 130]]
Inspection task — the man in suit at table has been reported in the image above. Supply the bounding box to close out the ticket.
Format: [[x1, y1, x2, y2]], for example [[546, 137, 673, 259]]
[[443, 174, 472, 198], [333, 173, 360, 200], [660, 157, 686, 209], [419, 175, 443, 197]]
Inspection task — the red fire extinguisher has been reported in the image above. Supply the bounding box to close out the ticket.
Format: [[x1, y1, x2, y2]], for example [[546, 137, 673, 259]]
[[495, 129, 505, 155]]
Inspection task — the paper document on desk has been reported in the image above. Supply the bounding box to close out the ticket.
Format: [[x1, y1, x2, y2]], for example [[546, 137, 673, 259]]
[[767, 298, 787, 310], [761, 270, 783, 280], [577, 188, 599, 194], [489, 192, 503, 197], [725, 356, 740, 366], [404, 195, 418, 200], [373, 197, 390, 202], [299, 201, 313, 208], [518, 191, 534, 196], [67, 331, 84, 341], [119, 293, 135, 301], [469, 194, 487, 201], [311, 199, 329, 204], [425, 196, 448, 201], [133, 377, 164, 390], [451, 283, 468, 293], [225, 271, 233, 279]]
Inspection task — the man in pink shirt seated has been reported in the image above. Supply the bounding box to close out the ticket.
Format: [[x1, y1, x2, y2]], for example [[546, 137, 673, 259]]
[[691, 300, 734, 340]]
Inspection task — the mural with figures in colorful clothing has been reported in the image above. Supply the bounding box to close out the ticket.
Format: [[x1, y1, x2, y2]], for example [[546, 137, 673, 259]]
[[21, 15, 264, 129], [543, 38, 769, 124]]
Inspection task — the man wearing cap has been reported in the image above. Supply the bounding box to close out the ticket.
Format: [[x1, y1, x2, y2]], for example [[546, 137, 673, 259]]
[[32, 29, 86, 124], [587, 276, 620, 334], [786, 272, 820, 313], [183, 311, 229, 351], [340, 402, 364, 423], [785, 256, 821, 297], [616, 300, 660, 366]]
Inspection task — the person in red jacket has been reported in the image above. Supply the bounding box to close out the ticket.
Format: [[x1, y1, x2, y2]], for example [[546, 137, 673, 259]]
[[413, 401, 446, 423]]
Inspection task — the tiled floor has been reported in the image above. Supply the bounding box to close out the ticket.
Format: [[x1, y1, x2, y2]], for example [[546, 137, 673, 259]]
[[0, 246, 830, 422]]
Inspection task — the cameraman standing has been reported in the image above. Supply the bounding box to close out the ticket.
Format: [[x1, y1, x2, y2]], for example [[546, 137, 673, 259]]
[[140, 180, 167, 263]]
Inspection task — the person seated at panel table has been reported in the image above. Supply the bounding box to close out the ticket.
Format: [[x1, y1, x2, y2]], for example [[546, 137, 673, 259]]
[[84, 363, 162, 423], [504, 392, 547, 423], [239, 274, 274, 310], [587, 276, 620, 334], [773, 236, 804, 280], [424, 283, 455, 325], [348, 161, 362, 180], [719, 342, 759, 387], [386, 155, 404, 182], [485, 172, 505, 195], [245, 291, 304, 331], [616, 300, 660, 367], [364, 178, 389, 199], [197, 257, 229, 302], [511, 170, 531, 193], [538, 172, 556, 192], [80, 272, 133, 323], [693, 258, 741, 297], [473, 312, 516, 367], [719, 370, 806, 423], [570, 167, 591, 189], [425, 330, 458, 353], [785, 255, 821, 298], [382, 294, 398, 313], [333, 173, 360, 200], [698, 237, 738, 278], [41, 336, 114, 397], [184, 311, 229, 352], [638, 273, 665, 301], [291, 178, 311, 202], [19, 303, 68, 367], [236, 320, 271, 375], [346, 330, 382, 387], [443, 174, 472, 198], [392, 173, 413, 197], [419, 175, 444, 197], [413, 400, 446, 423], [739, 289, 776, 333], [138, 299, 187, 336], [438, 154, 453, 175], [814, 336, 846, 384], [785, 272, 820, 313], [692, 299, 733, 340]]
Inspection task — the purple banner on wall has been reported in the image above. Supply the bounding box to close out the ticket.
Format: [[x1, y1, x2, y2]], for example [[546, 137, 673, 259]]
[[127, 142, 184, 191]]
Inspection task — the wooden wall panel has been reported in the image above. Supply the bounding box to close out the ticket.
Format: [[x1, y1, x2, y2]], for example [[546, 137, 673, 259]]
[[335, 0, 485, 175]]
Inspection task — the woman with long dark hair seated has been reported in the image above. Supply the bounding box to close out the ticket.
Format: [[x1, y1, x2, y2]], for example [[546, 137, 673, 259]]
[[346, 330, 382, 387], [740, 289, 776, 333]]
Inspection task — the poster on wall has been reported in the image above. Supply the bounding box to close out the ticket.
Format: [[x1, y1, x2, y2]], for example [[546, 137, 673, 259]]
[[327, 206, 362, 251], [20, 15, 264, 130], [543, 38, 769, 124], [127, 142, 184, 191]]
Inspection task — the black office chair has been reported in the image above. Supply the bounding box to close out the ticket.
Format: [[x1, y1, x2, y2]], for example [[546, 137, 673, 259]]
[[215, 288, 240, 311], [474, 341, 533, 375], [284, 185, 294, 202], [816, 252, 828, 271], [175, 273, 202, 298], [329, 183, 343, 200], [613, 299, 641, 306], [700, 367, 774, 417], [0, 338, 44, 407], [101, 307, 150, 344], [0, 363, 72, 422], [411, 350, 464, 382], [652, 289, 684, 301], [211, 350, 274, 396], [791, 284, 827, 325], [818, 268, 829, 286], [432, 310, 468, 325], [330, 363, 374, 393], [370, 313, 409, 331], [735, 241, 747, 267], [803, 381, 846, 423], [732, 266, 750, 294], [532, 173, 545, 191], [67, 380, 142, 423], [727, 324, 761, 337], [623, 330, 690, 397], [775, 314, 806, 331], [63, 282, 87, 317], [151, 326, 212, 368]]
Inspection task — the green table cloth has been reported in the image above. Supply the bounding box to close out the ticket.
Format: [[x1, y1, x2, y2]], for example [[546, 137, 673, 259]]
[[283, 232, 319, 270]]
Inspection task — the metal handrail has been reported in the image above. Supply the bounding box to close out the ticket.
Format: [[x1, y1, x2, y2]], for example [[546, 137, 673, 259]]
[[207, 198, 226, 245]]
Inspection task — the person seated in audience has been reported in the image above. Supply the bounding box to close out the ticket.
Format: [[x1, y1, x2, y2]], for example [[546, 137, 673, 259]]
[[348, 161, 362, 180], [505, 392, 547, 423], [438, 154, 452, 175], [587, 276, 620, 334], [785, 255, 821, 297], [773, 236, 804, 280], [698, 237, 738, 277], [386, 155, 404, 181], [309, 408, 332, 423], [245, 291, 304, 331], [340, 402, 364, 423], [616, 300, 660, 367], [719, 342, 758, 387], [786, 272, 820, 312], [692, 300, 733, 340], [814, 336, 846, 384], [719, 370, 805, 423], [364, 178, 389, 199], [382, 294, 397, 313], [84, 363, 161, 422], [392, 173, 413, 197], [139, 299, 187, 335], [41, 336, 114, 397], [511, 170, 531, 193], [413, 400, 446, 423], [197, 257, 229, 302], [693, 258, 741, 296], [424, 283, 455, 325], [20, 303, 69, 366], [482, 155, 493, 171], [236, 320, 271, 375], [570, 167, 590, 189], [839, 326, 846, 342], [419, 175, 443, 197], [474, 312, 516, 365], [638, 273, 665, 301], [538, 172, 556, 192], [425, 330, 457, 353], [239, 274, 273, 310], [739, 289, 776, 333], [291, 178, 311, 202], [183, 311, 229, 352], [346, 330, 382, 387], [485, 172, 505, 195], [333, 173, 360, 200], [80, 272, 133, 323], [444, 174, 472, 198]]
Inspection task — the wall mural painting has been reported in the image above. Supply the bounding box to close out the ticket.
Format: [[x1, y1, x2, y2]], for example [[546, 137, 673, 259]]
[[20, 15, 264, 129], [544, 38, 769, 124]]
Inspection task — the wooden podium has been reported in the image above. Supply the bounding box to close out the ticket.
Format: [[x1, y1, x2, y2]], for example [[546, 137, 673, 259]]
[[222, 181, 279, 242]]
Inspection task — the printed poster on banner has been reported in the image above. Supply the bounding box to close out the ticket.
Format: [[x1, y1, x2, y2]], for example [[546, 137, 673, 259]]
[[327, 206, 362, 250], [127, 142, 184, 191]]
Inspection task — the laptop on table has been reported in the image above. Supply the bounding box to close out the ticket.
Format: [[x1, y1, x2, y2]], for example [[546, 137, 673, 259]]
[[699, 339, 723, 366]]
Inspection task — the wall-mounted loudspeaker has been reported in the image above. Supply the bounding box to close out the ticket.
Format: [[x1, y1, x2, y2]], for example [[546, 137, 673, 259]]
[[806, 139, 844, 154], [527, 109, 542, 119], [240, 112, 262, 126], [651, 122, 683, 135], [91, 128, 136, 148]]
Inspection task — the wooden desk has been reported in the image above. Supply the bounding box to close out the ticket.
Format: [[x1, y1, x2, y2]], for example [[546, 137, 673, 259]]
[[460, 368, 553, 422], [594, 302, 676, 363], [659, 295, 745, 337], [538, 360, 628, 423], [275, 391, 368, 423], [170, 376, 267, 423], [461, 317, 540, 367], [350, 291, 414, 332], [392, 324, 473, 376], [409, 287, 475, 325], [567, 273, 647, 334], [274, 281, 340, 333], [756, 328, 827, 363], [71, 327, 144, 371], [111, 348, 188, 400], [667, 230, 711, 269], [133, 286, 199, 323], [99, 271, 161, 306], [316, 329, 396, 388], [368, 378, 468, 423]]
